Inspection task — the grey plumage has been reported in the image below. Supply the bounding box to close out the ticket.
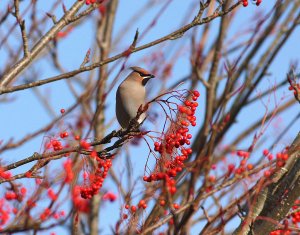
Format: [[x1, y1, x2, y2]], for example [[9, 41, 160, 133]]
[[116, 67, 154, 128]]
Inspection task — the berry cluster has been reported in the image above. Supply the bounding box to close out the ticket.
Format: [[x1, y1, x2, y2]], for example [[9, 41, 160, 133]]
[[4, 192, 18, 200], [59, 131, 69, 139], [234, 150, 250, 175], [123, 200, 148, 219], [52, 211, 65, 220], [143, 90, 200, 195], [263, 149, 289, 177], [80, 158, 112, 199], [242, 0, 262, 7], [159, 199, 180, 210], [72, 186, 90, 213], [270, 229, 291, 235], [40, 208, 51, 221], [44, 137, 70, 157], [226, 147, 290, 179], [0, 168, 11, 180], [290, 199, 300, 225], [39, 208, 64, 222], [0, 199, 10, 227], [270, 219, 291, 235], [270, 199, 300, 235], [47, 188, 58, 201], [5, 187, 26, 201], [47, 139, 63, 151], [80, 140, 91, 150]]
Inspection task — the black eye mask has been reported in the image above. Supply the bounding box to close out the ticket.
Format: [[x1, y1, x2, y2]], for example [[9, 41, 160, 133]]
[[141, 74, 155, 86]]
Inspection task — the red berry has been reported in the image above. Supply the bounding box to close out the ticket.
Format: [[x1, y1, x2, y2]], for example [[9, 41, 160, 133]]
[[263, 149, 269, 156], [185, 100, 191, 106], [131, 206, 137, 213], [228, 164, 235, 172], [160, 200, 166, 206], [80, 140, 91, 150], [277, 161, 285, 167], [268, 154, 273, 161], [247, 164, 253, 170], [169, 187, 176, 194], [207, 175, 215, 182], [282, 154, 289, 161], [276, 153, 282, 160], [20, 187, 27, 196], [264, 170, 271, 177], [138, 200, 146, 208], [193, 90, 200, 97]]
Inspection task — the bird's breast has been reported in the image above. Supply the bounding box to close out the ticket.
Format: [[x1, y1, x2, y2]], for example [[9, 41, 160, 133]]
[[117, 83, 146, 119]]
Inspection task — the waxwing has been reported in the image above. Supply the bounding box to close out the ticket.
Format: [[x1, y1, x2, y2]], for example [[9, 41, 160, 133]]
[[116, 66, 155, 128]]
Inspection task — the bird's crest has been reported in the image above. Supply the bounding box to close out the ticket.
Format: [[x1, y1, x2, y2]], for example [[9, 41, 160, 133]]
[[130, 66, 153, 76]]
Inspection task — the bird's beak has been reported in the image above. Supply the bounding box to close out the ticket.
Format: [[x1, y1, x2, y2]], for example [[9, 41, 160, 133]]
[[142, 74, 155, 86]]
